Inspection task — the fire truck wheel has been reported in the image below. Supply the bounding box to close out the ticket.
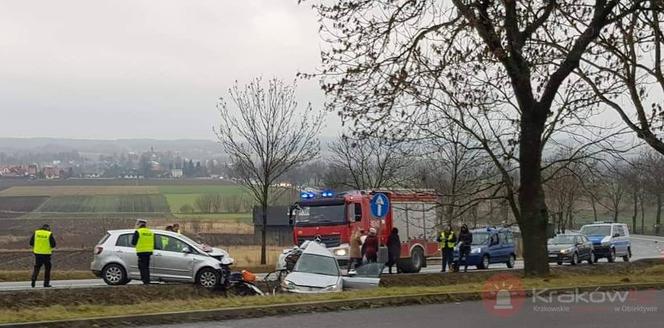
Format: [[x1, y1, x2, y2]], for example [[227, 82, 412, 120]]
[[400, 247, 424, 273]]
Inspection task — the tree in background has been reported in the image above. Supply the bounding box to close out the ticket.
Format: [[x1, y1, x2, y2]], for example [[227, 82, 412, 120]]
[[215, 78, 323, 264], [328, 135, 409, 190]]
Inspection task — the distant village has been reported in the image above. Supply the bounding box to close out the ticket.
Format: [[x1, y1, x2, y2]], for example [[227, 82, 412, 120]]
[[0, 147, 230, 180]]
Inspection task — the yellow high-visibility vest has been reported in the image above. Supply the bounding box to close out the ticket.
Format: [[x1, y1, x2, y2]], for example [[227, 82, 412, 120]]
[[135, 227, 155, 253], [440, 231, 456, 249], [33, 229, 53, 255]]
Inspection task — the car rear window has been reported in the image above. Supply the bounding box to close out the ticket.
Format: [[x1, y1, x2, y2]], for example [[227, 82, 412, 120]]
[[115, 233, 133, 247], [97, 233, 110, 245]]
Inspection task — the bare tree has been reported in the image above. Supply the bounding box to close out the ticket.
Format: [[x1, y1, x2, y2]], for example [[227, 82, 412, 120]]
[[639, 150, 664, 234], [215, 78, 323, 264], [305, 0, 649, 275], [328, 135, 409, 189]]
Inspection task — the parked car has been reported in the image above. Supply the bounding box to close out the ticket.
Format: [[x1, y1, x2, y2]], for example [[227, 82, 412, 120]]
[[547, 233, 594, 265], [453, 227, 517, 270], [281, 241, 380, 293], [91, 229, 231, 289], [579, 223, 631, 262]]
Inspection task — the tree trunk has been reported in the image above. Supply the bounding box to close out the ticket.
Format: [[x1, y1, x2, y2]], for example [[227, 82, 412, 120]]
[[632, 191, 638, 233], [590, 197, 598, 221], [640, 195, 645, 234], [657, 193, 662, 235], [518, 111, 550, 276], [261, 201, 267, 265]]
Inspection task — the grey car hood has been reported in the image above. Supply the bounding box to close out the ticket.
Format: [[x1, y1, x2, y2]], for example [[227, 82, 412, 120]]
[[547, 244, 574, 252], [285, 271, 340, 288]]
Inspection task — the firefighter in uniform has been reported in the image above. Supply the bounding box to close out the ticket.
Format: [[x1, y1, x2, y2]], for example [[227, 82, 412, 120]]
[[131, 219, 154, 284], [30, 224, 56, 288], [438, 225, 456, 272]]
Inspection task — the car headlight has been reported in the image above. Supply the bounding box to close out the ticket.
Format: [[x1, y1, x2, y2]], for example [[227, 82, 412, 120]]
[[471, 247, 482, 254], [334, 248, 348, 257], [324, 284, 340, 292], [282, 280, 295, 290], [560, 248, 571, 254]]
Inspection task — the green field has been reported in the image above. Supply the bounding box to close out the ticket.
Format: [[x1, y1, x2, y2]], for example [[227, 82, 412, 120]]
[[37, 195, 170, 213]]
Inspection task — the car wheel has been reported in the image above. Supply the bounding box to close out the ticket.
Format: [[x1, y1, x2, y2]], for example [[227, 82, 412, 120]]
[[570, 252, 578, 266], [506, 254, 516, 268], [102, 263, 127, 286], [400, 247, 424, 273], [556, 261, 563, 266], [607, 249, 616, 263], [623, 247, 631, 262], [477, 255, 490, 270], [588, 252, 595, 265], [196, 268, 220, 289]]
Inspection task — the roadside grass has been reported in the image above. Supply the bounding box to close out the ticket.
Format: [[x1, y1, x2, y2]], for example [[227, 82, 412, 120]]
[[1, 265, 663, 324], [173, 212, 252, 223], [0, 270, 95, 282], [36, 195, 170, 213]]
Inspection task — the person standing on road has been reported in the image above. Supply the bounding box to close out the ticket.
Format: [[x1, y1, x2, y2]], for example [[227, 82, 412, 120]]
[[131, 219, 154, 284], [458, 224, 473, 272], [349, 227, 363, 270], [364, 228, 379, 263], [386, 227, 401, 274], [30, 224, 56, 288], [438, 225, 456, 272]]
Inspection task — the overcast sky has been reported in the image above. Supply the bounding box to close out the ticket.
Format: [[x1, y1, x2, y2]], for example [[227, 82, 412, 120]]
[[0, 0, 339, 140]]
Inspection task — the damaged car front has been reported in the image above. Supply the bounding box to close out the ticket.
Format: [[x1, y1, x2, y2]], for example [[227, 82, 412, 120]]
[[281, 242, 343, 293]]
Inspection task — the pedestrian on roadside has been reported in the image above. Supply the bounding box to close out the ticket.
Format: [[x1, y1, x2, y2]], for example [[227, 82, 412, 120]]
[[458, 224, 473, 272], [438, 225, 456, 272], [30, 224, 56, 288], [349, 227, 363, 270], [364, 228, 379, 263], [360, 229, 367, 260], [131, 219, 154, 284], [386, 227, 401, 274]]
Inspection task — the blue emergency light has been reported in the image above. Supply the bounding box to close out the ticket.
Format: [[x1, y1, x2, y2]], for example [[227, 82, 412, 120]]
[[300, 192, 315, 199], [320, 191, 334, 198]]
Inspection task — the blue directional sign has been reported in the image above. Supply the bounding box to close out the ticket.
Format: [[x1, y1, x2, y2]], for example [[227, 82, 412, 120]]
[[370, 193, 390, 219]]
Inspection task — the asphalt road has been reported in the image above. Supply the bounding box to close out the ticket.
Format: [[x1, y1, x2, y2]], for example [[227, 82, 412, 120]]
[[1, 234, 662, 291], [144, 290, 664, 328]]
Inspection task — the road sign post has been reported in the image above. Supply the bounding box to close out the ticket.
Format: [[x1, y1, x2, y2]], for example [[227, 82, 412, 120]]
[[370, 193, 390, 246]]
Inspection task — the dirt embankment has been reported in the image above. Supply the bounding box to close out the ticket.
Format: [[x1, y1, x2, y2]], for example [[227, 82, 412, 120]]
[[0, 250, 92, 271]]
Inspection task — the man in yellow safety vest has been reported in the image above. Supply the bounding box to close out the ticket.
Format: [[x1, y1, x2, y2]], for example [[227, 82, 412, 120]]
[[131, 219, 154, 284], [30, 224, 56, 288], [438, 225, 457, 272]]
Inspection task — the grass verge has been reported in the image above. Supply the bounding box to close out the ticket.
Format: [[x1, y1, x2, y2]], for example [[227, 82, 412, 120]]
[[1, 264, 663, 324]]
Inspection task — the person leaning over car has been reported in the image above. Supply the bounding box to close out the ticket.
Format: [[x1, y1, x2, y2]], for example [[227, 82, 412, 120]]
[[349, 227, 363, 269], [364, 228, 379, 263], [131, 219, 154, 284]]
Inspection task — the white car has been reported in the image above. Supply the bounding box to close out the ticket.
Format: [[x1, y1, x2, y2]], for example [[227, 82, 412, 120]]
[[281, 241, 381, 293]]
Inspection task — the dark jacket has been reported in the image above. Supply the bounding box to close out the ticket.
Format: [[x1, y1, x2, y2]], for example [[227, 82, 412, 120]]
[[459, 230, 473, 249], [364, 235, 379, 257], [387, 232, 401, 261], [29, 232, 56, 249]]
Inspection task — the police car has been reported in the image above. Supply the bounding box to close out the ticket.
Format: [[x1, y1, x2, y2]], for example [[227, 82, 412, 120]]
[[579, 222, 631, 263]]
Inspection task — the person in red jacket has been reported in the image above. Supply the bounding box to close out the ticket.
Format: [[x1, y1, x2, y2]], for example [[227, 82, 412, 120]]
[[364, 228, 379, 263]]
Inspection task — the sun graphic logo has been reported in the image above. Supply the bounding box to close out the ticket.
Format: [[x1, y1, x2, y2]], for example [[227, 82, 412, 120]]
[[481, 273, 526, 317]]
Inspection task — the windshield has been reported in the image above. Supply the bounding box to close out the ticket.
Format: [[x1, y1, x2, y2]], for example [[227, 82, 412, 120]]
[[549, 235, 576, 245], [580, 225, 611, 236], [295, 205, 346, 226], [471, 232, 490, 245], [293, 254, 340, 276]]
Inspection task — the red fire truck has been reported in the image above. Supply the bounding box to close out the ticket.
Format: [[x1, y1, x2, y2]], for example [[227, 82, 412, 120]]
[[289, 189, 440, 273]]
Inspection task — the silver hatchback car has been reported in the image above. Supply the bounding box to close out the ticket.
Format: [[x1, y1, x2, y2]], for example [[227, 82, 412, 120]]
[[90, 229, 231, 288]]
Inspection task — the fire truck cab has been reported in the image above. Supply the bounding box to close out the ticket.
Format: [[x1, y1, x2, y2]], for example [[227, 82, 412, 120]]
[[289, 189, 440, 273]]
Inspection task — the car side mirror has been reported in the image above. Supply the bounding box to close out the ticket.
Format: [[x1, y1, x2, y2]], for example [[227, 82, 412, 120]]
[[182, 246, 191, 254], [354, 214, 362, 222], [613, 233, 620, 238]]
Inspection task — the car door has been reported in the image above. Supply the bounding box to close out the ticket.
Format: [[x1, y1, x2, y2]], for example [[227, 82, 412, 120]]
[[342, 262, 382, 290], [152, 234, 196, 281], [575, 235, 589, 259], [613, 226, 628, 256], [488, 233, 502, 263], [113, 233, 141, 279]]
